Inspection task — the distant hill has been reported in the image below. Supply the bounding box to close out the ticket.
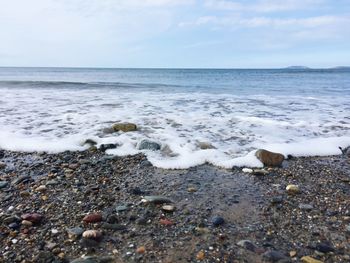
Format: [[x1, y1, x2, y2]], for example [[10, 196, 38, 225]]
[[331, 66, 350, 70], [285, 66, 310, 69]]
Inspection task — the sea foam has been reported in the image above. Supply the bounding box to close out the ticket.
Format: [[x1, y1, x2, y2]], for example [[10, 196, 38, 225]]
[[0, 82, 349, 169]]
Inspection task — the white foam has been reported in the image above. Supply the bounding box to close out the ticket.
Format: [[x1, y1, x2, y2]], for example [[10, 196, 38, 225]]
[[0, 86, 349, 169]]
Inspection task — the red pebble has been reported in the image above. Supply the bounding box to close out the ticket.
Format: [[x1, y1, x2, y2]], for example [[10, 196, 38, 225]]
[[21, 213, 43, 224], [159, 219, 174, 226], [83, 213, 102, 223]]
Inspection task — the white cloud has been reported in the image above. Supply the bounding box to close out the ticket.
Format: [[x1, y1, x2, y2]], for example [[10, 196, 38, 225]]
[[204, 0, 325, 13]]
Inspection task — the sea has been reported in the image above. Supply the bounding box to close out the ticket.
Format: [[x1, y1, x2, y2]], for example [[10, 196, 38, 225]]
[[0, 67, 349, 169]]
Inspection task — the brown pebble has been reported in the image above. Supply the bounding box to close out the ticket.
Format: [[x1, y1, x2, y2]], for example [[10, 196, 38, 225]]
[[136, 246, 146, 254], [21, 213, 43, 224], [83, 213, 102, 223], [159, 219, 174, 226], [196, 250, 205, 260]]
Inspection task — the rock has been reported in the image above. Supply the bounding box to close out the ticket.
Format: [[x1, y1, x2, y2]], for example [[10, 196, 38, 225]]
[[160, 219, 174, 226], [84, 139, 97, 146], [71, 256, 116, 263], [136, 246, 146, 254], [67, 227, 84, 239], [82, 230, 103, 241], [242, 168, 253, 173], [196, 250, 205, 260], [35, 185, 47, 192], [315, 242, 335, 253], [271, 196, 283, 204], [139, 160, 152, 167], [211, 216, 225, 226], [129, 187, 144, 195], [8, 222, 20, 230], [0, 162, 6, 169], [137, 139, 161, 151], [301, 256, 324, 263], [112, 122, 137, 132], [255, 149, 284, 167], [115, 205, 129, 212], [197, 142, 216, 150], [289, 251, 297, 257], [286, 184, 300, 194], [21, 213, 43, 224], [21, 220, 33, 226], [83, 213, 103, 223], [0, 181, 8, 189], [187, 187, 197, 193], [299, 203, 314, 211], [142, 196, 172, 204], [12, 175, 32, 185], [262, 250, 288, 262], [237, 240, 257, 252], [99, 144, 118, 152], [162, 205, 175, 212], [46, 180, 58, 186]]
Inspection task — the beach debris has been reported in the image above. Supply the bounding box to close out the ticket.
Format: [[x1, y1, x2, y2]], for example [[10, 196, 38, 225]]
[[255, 149, 285, 167], [301, 256, 324, 263]]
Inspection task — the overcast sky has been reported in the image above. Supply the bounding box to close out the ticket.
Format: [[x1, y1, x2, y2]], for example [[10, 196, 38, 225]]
[[0, 0, 349, 68]]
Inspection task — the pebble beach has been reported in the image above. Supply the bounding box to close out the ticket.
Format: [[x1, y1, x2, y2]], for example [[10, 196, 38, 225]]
[[0, 149, 349, 263]]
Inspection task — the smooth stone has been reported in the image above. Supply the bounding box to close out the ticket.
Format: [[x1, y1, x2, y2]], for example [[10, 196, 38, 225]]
[[301, 256, 324, 263], [82, 230, 102, 241], [255, 149, 285, 167], [82, 213, 102, 223], [115, 205, 129, 212], [46, 180, 58, 186], [197, 141, 216, 150], [22, 220, 33, 226], [242, 168, 253, 173], [286, 184, 300, 194], [35, 185, 47, 192], [99, 144, 118, 152], [143, 196, 172, 204], [262, 250, 288, 262], [237, 240, 257, 252], [21, 213, 43, 224], [299, 203, 314, 211], [8, 222, 20, 230], [211, 216, 225, 226], [271, 196, 283, 204], [83, 139, 97, 146], [137, 139, 161, 151], [315, 242, 335, 253], [3, 216, 20, 224], [0, 181, 8, 189], [112, 122, 137, 132], [252, 169, 269, 176], [0, 162, 6, 169], [162, 205, 175, 212], [33, 251, 56, 263], [66, 227, 84, 239]]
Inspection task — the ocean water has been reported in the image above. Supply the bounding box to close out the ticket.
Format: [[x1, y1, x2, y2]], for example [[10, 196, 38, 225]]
[[0, 67, 350, 168]]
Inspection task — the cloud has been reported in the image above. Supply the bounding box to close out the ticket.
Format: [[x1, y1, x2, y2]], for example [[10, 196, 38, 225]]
[[204, 0, 325, 13]]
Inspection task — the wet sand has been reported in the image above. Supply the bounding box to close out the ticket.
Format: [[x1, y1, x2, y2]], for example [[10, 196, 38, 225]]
[[0, 149, 349, 263]]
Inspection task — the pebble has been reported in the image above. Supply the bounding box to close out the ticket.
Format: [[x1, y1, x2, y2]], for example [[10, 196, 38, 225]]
[[136, 246, 146, 254], [237, 240, 257, 252], [0, 162, 6, 169], [83, 213, 102, 223], [315, 242, 335, 253], [0, 181, 8, 189], [301, 256, 324, 263], [12, 175, 31, 185], [299, 203, 314, 211], [142, 196, 172, 204], [286, 184, 300, 194], [211, 216, 225, 226], [66, 227, 84, 239], [21, 220, 33, 227], [115, 205, 129, 212], [242, 168, 253, 173], [271, 196, 283, 204], [262, 250, 288, 262], [159, 219, 174, 226], [35, 185, 47, 192], [289, 250, 297, 257], [196, 250, 205, 260], [21, 213, 43, 224], [187, 187, 197, 192], [82, 230, 103, 241], [162, 205, 175, 212]]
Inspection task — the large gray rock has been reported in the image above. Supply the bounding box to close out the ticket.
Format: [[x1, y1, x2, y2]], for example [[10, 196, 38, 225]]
[[137, 139, 161, 151], [255, 149, 284, 167]]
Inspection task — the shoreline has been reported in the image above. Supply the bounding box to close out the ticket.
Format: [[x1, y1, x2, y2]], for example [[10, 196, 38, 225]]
[[0, 149, 349, 263]]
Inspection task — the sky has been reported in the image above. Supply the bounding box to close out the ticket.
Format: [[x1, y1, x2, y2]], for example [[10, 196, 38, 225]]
[[0, 0, 349, 68]]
